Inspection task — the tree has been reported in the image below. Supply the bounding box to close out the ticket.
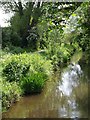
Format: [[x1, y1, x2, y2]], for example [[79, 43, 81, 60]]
[[0, 0, 42, 48], [37, 2, 82, 49], [1, 1, 82, 49]]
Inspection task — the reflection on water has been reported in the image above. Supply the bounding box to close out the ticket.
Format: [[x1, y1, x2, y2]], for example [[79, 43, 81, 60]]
[[57, 63, 82, 96], [2, 61, 88, 118], [56, 63, 88, 118]]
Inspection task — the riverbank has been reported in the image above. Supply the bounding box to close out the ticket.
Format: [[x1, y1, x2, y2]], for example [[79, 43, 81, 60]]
[[1, 42, 80, 113], [1, 51, 53, 112], [2, 51, 88, 118]]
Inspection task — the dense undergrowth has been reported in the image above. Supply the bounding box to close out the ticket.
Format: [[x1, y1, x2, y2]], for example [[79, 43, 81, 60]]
[[0, 50, 53, 112]]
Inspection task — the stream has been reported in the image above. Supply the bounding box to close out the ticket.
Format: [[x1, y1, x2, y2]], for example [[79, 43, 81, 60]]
[[2, 52, 89, 119]]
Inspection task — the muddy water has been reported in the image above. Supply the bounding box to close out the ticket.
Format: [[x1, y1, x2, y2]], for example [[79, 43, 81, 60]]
[[2, 52, 89, 118]]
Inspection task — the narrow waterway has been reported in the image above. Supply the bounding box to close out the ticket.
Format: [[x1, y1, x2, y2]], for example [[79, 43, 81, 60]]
[[2, 52, 89, 118]]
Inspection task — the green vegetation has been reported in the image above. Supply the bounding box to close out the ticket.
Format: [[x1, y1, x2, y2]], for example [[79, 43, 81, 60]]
[[0, 1, 90, 113], [2, 53, 31, 82], [20, 72, 48, 94], [2, 80, 22, 112], [1, 51, 52, 111]]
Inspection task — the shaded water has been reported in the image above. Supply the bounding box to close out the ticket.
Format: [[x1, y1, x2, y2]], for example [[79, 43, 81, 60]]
[[2, 52, 89, 118]]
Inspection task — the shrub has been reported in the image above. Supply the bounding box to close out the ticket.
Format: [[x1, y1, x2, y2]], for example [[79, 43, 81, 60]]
[[7, 46, 25, 54], [2, 53, 52, 82], [2, 54, 31, 82], [29, 53, 52, 76], [20, 72, 48, 94], [2, 80, 22, 112], [46, 44, 72, 69], [2, 53, 52, 96]]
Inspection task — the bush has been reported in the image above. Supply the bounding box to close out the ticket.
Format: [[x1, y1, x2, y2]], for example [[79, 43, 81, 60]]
[[29, 53, 52, 76], [2, 53, 52, 97], [2, 54, 31, 82], [46, 44, 73, 69], [2, 80, 22, 112], [2, 53, 52, 82], [20, 72, 48, 94], [6, 46, 25, 54]]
